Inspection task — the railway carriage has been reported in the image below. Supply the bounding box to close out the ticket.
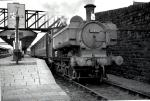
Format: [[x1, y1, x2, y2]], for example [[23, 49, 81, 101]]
[[31, 35, 47, 57]]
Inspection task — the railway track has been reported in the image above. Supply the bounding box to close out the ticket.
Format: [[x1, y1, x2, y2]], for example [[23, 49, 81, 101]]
[[66, 78, 108, 100], [0, 54, 11, 59], [54, 74, 107, 100], [86, 80, 150, 100], [103, 79, 150, 99], [55, 74, 150, 100]]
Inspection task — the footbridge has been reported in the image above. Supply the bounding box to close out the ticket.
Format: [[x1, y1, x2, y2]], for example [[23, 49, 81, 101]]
[[0, 3, 66, 52]]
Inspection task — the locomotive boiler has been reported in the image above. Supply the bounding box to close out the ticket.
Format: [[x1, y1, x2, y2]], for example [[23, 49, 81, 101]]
[[31, 4, 123, 82]]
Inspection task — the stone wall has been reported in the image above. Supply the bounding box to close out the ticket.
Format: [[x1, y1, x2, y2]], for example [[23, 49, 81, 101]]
[[95, 2, 150, 83]]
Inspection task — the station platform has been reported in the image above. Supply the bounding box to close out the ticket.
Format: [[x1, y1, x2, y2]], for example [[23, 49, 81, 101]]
[[107, 74, 150, 97], [0, 55, 70, 101]]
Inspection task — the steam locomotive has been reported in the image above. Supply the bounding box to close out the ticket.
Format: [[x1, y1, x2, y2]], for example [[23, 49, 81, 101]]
[[31, 4, 123, 82]]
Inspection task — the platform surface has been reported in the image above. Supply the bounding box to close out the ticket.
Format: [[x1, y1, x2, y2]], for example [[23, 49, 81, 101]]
[[0, 55, 70, 101], [108, 74, 150, 97]]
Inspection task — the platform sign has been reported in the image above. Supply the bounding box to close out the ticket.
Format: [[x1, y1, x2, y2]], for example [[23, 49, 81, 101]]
[[7, 3, 25, 28]]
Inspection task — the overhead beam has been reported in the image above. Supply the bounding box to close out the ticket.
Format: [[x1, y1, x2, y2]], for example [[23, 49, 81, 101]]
[[26, 12, 37, 21], [38, 19, 49, 29], [0, 8, 66, 32], [28, 14, 46, 28], [0, 42, 8, 45]]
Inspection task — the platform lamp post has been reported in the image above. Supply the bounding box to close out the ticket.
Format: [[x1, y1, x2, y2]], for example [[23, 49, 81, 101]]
[[13, 7, 22, 64], [15, 12, 19, 50]]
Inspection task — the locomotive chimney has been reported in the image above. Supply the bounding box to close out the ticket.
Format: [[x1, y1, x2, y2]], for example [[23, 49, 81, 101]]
[[84, 4, 96, 21]]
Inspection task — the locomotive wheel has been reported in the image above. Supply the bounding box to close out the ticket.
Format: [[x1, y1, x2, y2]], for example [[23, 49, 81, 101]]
[[55, 64, 59, 72], [68, 66, 73, 80], [68, 66, 77, 80], [56, 63, 61, 73], [64, 68, 67, 76], [61, 63, 66, 76], [99, 65, 105, 83], [99, 73, 103, 83], [62, 67, 65, 76], [72, 70, 77, 79], [65, 66, 69, 76], [56, 63, 60, 72]]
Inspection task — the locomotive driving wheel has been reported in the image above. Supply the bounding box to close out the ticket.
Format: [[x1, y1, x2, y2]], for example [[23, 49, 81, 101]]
[[62, 63, 69, 76], [64, 67, 68, 76], [56, 63, 61, 73], [61, 62, 66, 76], [68, 66, 77, 80], [98, 65, 106, 83]]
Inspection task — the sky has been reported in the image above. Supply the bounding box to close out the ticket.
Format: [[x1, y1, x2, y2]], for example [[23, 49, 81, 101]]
[[0, 0, 150, 49], [1, 0, 150, 20]]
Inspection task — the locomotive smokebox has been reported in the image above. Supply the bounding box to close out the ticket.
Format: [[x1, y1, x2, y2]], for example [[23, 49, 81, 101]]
[[84, 4, 96, 21]]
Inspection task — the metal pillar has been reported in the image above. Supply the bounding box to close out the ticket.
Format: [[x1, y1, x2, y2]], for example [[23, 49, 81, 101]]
[[13, 9, 22, 64]]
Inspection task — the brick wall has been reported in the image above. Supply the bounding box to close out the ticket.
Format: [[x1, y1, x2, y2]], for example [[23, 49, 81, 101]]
[[95, 3, 150, 83], [96, 3, 150, 29]]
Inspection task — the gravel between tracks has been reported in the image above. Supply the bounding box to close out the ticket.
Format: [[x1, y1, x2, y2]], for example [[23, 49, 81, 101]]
[[54, 75, 100, 101]]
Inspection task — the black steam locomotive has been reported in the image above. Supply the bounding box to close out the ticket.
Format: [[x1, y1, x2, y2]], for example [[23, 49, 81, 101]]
[[31, 4, 123, 82]]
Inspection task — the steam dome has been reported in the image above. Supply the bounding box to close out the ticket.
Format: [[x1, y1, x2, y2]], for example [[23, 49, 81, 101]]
[[70, 16, 83, 23]]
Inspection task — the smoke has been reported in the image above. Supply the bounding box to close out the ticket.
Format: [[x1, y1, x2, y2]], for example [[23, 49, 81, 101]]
[[43, 0, 84, 18], [42, 0, 95, 23], [0, 0, 13, 1], [83, 0, 95, 5]]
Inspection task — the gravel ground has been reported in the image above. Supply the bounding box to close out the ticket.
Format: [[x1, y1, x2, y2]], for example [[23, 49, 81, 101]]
[[54, 75, 100, 101]]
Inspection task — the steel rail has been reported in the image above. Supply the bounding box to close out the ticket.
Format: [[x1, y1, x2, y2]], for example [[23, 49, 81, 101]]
[[103, 79, 150, 99]]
